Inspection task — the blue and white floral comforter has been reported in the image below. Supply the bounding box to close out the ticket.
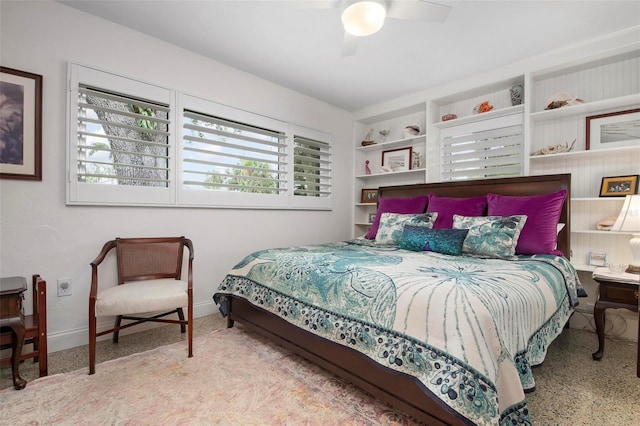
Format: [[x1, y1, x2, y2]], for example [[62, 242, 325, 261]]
[[214, 241, 583, 426]]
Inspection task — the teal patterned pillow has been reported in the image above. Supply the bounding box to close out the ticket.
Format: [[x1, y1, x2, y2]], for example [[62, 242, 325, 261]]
[[375, 212, 438, 245], [452, 214, 527, 258], [399, 226, 469, 255]]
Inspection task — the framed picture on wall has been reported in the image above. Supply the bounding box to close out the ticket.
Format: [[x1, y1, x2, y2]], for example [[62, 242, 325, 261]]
[[0, 66, 43, 180], [586, 108, 640, 151], [599, 175, 639, 197]]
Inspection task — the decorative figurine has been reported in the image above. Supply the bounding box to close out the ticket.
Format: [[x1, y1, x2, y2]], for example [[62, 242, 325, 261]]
[[365, 160, 371, 175], [361, 128, 376, 146], [412, 151, 423, 169], [510, 84, 524, 106], [378, 129, 390, 142]]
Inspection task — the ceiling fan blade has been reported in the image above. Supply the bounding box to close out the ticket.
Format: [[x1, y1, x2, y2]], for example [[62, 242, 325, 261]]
[[341, 32, 360, 57], [290, 0, 338, 10], [387, 0, 452, 22]]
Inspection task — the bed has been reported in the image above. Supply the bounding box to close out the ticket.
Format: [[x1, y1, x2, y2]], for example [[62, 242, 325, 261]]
[[213, 173, 584, 425]]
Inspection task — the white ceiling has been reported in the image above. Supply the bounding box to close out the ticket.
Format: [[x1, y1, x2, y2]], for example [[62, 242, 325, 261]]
[[58, 0, 640, 112]]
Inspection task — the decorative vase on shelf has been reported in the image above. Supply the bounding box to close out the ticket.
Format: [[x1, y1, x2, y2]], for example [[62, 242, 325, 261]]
[[510, 84, 524, 106]]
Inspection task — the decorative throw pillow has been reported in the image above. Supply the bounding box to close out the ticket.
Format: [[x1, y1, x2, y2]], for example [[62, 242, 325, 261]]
[[487, 189, 567, 255], [375, 212, 438, 245], [399, 226, 469, 256], [365, 195, 429, 240], [453, 214, 528, 258], [426, 194, 487, 229]]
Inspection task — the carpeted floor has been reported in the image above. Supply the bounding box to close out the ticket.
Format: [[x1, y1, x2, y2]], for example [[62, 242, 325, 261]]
[[1, 314, 638, 425]]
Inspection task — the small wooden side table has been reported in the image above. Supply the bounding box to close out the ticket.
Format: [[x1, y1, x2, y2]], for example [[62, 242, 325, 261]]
[[591, 270, 640, 361], [0, 276, 28, 389]]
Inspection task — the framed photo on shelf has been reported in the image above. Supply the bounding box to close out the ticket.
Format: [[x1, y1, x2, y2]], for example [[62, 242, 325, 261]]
[[599, 175, 639, 197], [361, 188, 379, 204], [368, 212, 377, 223], [588, 252, 608, 267], [0, 66, 43, 180], [381, 147, 412, 172], [586, 108, 640, 151]]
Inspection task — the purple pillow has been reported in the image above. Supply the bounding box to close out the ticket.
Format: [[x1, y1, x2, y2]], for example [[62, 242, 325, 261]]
[[365, 195, 428, 239], [487, 189, 567, 255], [426, 195, 487, 229]]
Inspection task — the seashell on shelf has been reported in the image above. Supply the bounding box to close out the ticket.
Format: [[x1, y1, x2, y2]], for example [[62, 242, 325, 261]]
[[473, 101, 493, 114], [544, 92, 584, 110], [403, 125, 421, 138], [596, 216, 618, 231], [531, 139, 576, 156]]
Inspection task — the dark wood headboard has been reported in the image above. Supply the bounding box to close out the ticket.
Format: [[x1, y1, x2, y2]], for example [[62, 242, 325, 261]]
[[378, 174, 572, 256]]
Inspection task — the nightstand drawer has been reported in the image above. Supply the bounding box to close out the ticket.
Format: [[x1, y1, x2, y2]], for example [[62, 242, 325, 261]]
[[603, 284, 639, 304]]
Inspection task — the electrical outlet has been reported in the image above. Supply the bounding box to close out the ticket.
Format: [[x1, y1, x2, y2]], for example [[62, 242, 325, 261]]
[[57, 278, 72, 297]]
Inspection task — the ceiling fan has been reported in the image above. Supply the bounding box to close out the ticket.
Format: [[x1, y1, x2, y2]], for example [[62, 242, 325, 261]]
[[307, 1, 452, 56]]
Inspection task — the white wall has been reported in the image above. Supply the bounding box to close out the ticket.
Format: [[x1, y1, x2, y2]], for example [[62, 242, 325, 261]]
[[0, 1, 354, 351]]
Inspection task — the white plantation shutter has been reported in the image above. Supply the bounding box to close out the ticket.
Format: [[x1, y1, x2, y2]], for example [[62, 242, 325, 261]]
[[293, 135, 331, 197], [290, 126, 332, 210], [182, 110, 287, 193], [440, 113, 524, 181], [179, 95, 290, 208], [76, 86, 171, 186], [68, 64, 175, 205]]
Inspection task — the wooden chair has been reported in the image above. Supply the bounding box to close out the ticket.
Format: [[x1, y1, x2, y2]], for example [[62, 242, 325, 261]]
[[0, 274, 48, 378], [89, 237, 194, 375]]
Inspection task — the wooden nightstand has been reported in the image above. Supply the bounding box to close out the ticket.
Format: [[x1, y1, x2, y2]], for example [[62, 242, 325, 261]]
[[0, 277, 28, 389], [591, 269, 640, 362]]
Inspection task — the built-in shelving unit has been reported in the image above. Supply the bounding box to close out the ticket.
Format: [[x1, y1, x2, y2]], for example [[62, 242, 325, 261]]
[[352, 103, 427, 236], [528, 44, 640, 271], [352, 32, 640, 273]]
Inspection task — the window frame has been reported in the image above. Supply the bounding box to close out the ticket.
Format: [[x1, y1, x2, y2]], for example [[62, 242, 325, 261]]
[[66, 63, 332, 210]]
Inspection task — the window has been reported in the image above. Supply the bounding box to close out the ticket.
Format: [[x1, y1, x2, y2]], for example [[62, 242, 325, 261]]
[[67, 64, 332, 209], [68, 64, 175, 205], [440, 113, 523, 181], [179, 95, 290, 208]]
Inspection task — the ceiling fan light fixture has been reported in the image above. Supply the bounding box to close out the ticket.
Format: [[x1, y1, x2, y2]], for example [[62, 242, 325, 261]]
[[341, 1, 386, 37]]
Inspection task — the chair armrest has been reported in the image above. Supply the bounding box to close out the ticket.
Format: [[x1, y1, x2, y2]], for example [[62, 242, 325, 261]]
[[184, 237, 194, 290], [90, 240, 117, 299]]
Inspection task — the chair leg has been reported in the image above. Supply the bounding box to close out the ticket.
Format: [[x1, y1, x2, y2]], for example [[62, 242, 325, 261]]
[[112, 315, 122, 343], [89, 315, 96, 375], [177, 308, 186, 333], [188, 305, 193, 358]]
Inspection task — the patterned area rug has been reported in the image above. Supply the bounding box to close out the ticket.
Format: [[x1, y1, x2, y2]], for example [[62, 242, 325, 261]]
[[0, 325, 419, 425]]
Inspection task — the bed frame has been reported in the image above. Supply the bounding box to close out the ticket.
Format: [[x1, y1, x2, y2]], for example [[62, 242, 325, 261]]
[[224, 173, 571, 425]]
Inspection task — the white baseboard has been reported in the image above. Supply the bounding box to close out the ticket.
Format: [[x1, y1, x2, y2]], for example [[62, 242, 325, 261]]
[[46, 300, 219, 353]]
